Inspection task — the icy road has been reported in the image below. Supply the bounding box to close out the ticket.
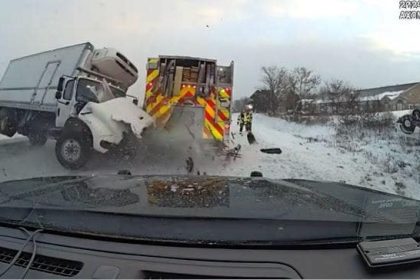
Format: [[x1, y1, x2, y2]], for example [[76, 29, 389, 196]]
[[0, 113, 419, 198]]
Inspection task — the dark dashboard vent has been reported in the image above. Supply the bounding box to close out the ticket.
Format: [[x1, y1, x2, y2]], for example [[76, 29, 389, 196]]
[[0, 247, 83, 277], [143, 271, 225, 279], [142, 270, 276, 279]]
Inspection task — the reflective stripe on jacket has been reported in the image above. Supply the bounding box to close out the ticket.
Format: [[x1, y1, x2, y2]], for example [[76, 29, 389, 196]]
[[243, 112, 253, 124], [238, 112, 252, 124]]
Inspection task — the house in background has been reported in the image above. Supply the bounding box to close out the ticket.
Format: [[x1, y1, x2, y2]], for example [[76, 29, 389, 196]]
[[249, 82, 420, 115], [357, 82, 420, 111], [310, 82, 420, 115]]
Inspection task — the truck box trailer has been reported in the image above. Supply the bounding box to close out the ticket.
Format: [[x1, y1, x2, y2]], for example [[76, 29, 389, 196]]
[[0, 43, 137, 112], [0, 42, 153, 169]]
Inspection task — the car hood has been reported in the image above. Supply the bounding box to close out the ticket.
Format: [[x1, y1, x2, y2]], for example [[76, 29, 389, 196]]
[[0, 175, 417, 223], [0, 175, 418, 244]]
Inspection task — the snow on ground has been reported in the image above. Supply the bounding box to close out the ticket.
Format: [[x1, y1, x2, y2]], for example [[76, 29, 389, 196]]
[[227, 114, 420, 198], [392, 109, 412, 118], [0, 113, 419, 198], [0, 133, 25, 143]]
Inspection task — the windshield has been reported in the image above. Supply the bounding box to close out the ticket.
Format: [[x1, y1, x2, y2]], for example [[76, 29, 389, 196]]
[[0, 175, 418, 244], [110, 85, 126, 98], [76, 78, 116, 103], [0, 1, 419, 247]]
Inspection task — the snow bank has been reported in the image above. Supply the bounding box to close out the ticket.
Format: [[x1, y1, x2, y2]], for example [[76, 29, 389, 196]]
[[224, 113, 420, 199], [0, 133, 25, 143]]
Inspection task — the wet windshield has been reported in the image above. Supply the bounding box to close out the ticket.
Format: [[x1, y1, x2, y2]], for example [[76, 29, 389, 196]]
[[0, 1, 419, 246]]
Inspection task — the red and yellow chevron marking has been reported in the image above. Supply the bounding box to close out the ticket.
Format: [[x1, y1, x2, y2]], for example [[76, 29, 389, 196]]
[[144, 80, 231, 141], [197, 96, 225, 141], [219, 87, 232, 135], [146, 86, 199, 128], [206, 98, 229, 122], [219, 88, 231, 100], [145, 70, 158, 100], [144, 58, 160, 106]]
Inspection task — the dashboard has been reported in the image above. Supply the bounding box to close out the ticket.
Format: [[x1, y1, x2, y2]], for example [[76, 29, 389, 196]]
[[0, 226, 419, 279]]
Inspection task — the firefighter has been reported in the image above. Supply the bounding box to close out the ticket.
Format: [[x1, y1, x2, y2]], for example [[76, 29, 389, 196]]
[[237, 104, 253, 134]]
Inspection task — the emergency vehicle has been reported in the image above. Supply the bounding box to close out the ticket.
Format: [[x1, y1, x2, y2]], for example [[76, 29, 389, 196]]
[[143, 56, 234, 143]]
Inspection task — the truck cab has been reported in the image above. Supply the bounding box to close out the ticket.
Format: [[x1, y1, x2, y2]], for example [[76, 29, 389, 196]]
[[55, 76, 125, 127], [53, 74, 153, 169]]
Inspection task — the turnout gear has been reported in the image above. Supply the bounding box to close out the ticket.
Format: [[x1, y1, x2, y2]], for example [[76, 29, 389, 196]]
[[237, 110, 253, 133]]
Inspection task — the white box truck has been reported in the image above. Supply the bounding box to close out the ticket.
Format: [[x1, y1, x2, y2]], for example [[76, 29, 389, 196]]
[[0, 42, 154, 169]]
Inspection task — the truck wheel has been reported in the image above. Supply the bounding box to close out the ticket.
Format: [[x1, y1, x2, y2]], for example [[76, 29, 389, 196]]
[[28, 133, 47, 146], [55, 132, 92, 169], [399, 115, 416, 134], [0, 109, 17, 137]]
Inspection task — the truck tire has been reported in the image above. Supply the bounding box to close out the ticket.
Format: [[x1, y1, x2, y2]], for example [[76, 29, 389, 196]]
[[28, 132, 47, 146], [399, 115, 416, 134], [55, 131, 92, 169], [0, 109, 17, 137]]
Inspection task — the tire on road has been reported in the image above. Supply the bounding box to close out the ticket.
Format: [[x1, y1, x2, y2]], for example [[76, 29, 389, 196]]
[[55, 131, 92, 169]]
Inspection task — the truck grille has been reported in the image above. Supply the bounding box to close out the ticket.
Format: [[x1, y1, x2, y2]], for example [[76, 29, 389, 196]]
[[0, 247, 83, 277]]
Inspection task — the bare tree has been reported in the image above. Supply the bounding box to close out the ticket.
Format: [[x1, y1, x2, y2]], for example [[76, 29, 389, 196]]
[[290, 67, 321, 99], [259, 66, 289, 114], [261, 66, 287, 93], [319, 79, 354, 114], [341, 90, 361, 115], [259, 66, 322, 115], [319, 80, 363, 124]]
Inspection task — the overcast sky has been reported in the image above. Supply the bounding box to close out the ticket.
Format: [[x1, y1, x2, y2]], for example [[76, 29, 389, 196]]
[[1, 0, 420, 99]]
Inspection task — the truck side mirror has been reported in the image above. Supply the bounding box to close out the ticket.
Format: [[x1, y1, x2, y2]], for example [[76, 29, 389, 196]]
[[55, 91, 62, 99], [132, 99, 138, 106]]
